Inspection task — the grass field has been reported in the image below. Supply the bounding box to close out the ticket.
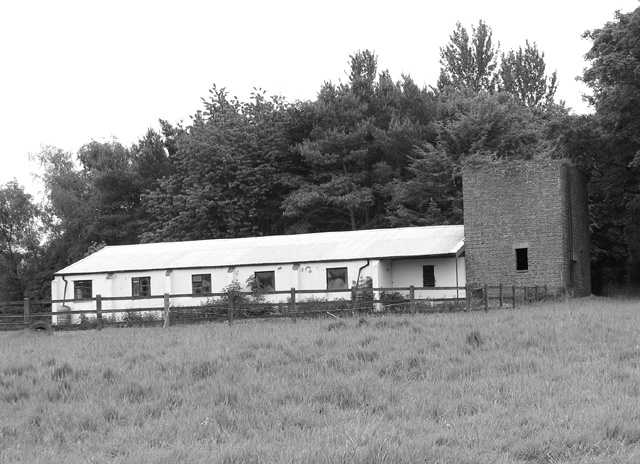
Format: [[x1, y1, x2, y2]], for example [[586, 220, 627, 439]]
[[1, 297, 639, 464]]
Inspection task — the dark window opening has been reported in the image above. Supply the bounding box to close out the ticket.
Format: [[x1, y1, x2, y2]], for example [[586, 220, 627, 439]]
[[327, 267, 348, 289], [192, 274, 212, 294], [74, 280, 92, 300], [423, 265, 435, 287], [132, 277, 151, 297], [516, 248, 528, 271], [254, 271, 275, 291]]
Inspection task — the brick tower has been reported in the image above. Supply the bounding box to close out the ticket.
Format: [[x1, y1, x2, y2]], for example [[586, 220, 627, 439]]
[[462, 159, 591, 296]]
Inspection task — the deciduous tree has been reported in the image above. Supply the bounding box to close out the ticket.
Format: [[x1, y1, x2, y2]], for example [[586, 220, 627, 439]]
[[142, 87, 294, 242], [387, 89, 562, 229], [565, 7, 640, 287], [0, 181, 42, 300]]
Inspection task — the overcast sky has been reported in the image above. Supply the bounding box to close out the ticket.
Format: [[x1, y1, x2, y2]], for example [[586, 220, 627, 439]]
[[1, 0, 638, 193]]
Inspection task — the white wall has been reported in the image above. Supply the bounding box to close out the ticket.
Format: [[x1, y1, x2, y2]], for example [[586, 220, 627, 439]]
[[390, 256, 466, 299], [51, 256, 466, 321], [375, 259, 393, 288], [51, 271, 169, 323], [231, 259, 370, 302]]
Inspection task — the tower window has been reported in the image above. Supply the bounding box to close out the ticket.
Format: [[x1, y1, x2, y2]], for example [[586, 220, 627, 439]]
[[516, 248, 528, 271]]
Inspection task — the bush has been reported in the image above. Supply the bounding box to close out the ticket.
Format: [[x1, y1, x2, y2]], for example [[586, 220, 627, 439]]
[[297, 296, 351, 314], [120, 310, 161, 327], [76, 313, 97, 329], [380, 290, 410, 313]]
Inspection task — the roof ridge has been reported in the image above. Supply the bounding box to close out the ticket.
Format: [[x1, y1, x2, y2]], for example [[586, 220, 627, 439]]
[[95, 225, 465, 249]]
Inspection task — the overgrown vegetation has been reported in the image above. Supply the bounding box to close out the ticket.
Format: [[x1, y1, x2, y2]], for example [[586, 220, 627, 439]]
[[1, 298, 639, 463]]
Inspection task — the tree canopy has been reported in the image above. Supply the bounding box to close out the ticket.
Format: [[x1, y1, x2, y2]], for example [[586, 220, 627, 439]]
[[438, 21, 560, 111], [4, 10, 640, 298], [0, 181, 43, 300], [499, 41, 558, 108], [577, 7, 640, 286], [438, 20, 500, 93], [142, 87, 296, 242]]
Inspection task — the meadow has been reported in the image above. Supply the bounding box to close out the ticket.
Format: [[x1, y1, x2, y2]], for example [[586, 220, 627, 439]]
[[1, 297, 639, 464]]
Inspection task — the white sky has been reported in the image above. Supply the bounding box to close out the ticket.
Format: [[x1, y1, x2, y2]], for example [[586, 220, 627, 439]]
[[1, 0, 638, 193]]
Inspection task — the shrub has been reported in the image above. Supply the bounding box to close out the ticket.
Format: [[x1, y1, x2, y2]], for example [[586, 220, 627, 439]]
[[122, 310, 145, 327], [76, 313, 97, 329], [298, 296, 351, 313]]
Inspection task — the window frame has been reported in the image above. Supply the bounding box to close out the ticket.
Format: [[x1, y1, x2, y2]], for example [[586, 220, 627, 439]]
[[254, 271, 276, 291], [192, 274, 212, 295], [326, 267, 348, 290], [422, 265, 435, 287], [73, 280, 92, 300], [132, 276, 151, 297]]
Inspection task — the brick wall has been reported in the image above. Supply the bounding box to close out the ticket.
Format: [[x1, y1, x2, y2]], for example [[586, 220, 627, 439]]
[[462, 159, 590, 295]]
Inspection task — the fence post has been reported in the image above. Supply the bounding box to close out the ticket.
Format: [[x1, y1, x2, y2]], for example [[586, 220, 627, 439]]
[[499, 283, 503, 308], [228, 291, 235, 326], [512, 285, 517, 309], [350, 287, 356, 316], [409, 285, 416, 315], [290, 287, 297, 323], [23, 298, 30, 325], [163, 293, 170, 328], [466, 284, 471, 311], [96, 295, 103, 331], [483, 283, 489, 312]]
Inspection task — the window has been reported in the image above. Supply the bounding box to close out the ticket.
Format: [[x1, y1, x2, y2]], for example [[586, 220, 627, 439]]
[[132, 276, 151, 297], [254, 271, 275, 291], [423, 265, 435, 287], [74, 280, 92, 300], [327, 267, 348, 289], [192, 274, 212, 294], [516, 248, 528, 271]]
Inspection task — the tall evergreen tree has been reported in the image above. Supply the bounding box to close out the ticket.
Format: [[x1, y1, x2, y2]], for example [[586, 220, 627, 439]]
[[499, 41, 558, 108], [282, 81, 377, 232], [438, 20, 499, 92], [283, 51, 436, 232]]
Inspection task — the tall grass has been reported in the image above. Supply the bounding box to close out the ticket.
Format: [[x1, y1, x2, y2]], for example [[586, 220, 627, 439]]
[[1, 297, 639, 463]]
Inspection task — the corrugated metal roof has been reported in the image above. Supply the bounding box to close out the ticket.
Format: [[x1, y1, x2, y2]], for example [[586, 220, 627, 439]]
[[55, 225, 465, 275]]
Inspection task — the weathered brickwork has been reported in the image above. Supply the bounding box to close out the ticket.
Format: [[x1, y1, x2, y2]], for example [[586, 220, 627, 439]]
[[462, 160, 591, 295]]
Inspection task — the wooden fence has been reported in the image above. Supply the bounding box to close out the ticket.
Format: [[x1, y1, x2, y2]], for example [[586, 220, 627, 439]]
[[0, 284, 565, 332]]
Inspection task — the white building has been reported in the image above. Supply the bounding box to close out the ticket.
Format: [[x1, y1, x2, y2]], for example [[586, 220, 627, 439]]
[[51, 225, 465, 321]]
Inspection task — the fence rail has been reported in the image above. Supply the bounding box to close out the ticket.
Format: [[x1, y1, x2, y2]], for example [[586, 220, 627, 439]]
[[0, 284, 565, 332]]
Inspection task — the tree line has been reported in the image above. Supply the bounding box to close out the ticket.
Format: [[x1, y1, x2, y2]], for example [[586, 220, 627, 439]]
[[2, 13, 639, 301]]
